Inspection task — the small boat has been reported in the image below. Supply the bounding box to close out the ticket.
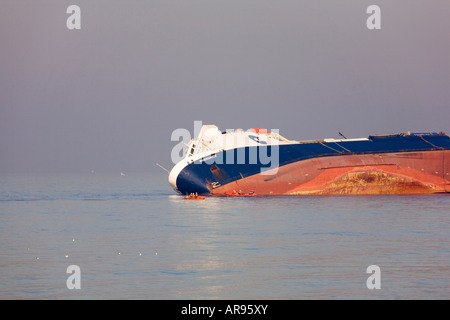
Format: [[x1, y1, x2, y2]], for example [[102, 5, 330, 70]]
[[225, 190, 256, 197], [182, 193, 206, 200]]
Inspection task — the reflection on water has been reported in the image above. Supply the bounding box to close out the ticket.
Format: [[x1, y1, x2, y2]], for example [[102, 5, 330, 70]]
[[1, 173, 449, 299]]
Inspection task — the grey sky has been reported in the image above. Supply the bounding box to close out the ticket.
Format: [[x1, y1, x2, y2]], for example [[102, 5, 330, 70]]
[[1, 0, 449, 173]]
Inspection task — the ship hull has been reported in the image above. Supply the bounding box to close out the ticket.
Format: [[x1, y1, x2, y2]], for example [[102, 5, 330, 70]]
[[169, 131, 450, 196], [210, 150, 450, 195]]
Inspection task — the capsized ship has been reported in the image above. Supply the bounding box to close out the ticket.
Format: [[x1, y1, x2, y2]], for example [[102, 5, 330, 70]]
[[169, 125, 450, 196]]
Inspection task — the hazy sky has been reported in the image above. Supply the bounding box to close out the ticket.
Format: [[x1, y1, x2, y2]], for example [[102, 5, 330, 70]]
[[1, 0, 449, 173]]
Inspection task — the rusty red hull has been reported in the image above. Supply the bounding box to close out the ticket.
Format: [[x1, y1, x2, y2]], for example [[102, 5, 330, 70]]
[[210, 150, 450, 195]]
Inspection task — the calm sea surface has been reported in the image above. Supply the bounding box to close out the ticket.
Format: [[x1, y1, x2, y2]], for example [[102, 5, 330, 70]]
[[0, 172, 449, 299]]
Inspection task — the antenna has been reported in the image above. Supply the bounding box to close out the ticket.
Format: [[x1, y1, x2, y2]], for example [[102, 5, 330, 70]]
[[338, 132, 347, 139], [156, 163, 170, 174]]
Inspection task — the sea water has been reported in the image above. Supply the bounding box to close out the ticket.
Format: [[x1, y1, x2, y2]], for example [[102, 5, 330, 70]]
[[0, 172, 449, 299]]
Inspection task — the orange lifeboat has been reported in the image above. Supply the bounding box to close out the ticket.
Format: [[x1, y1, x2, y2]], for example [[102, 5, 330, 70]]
[[249, 128, 267, 134], [225, 190, 256, 197], [182, 193, 206, 200]]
